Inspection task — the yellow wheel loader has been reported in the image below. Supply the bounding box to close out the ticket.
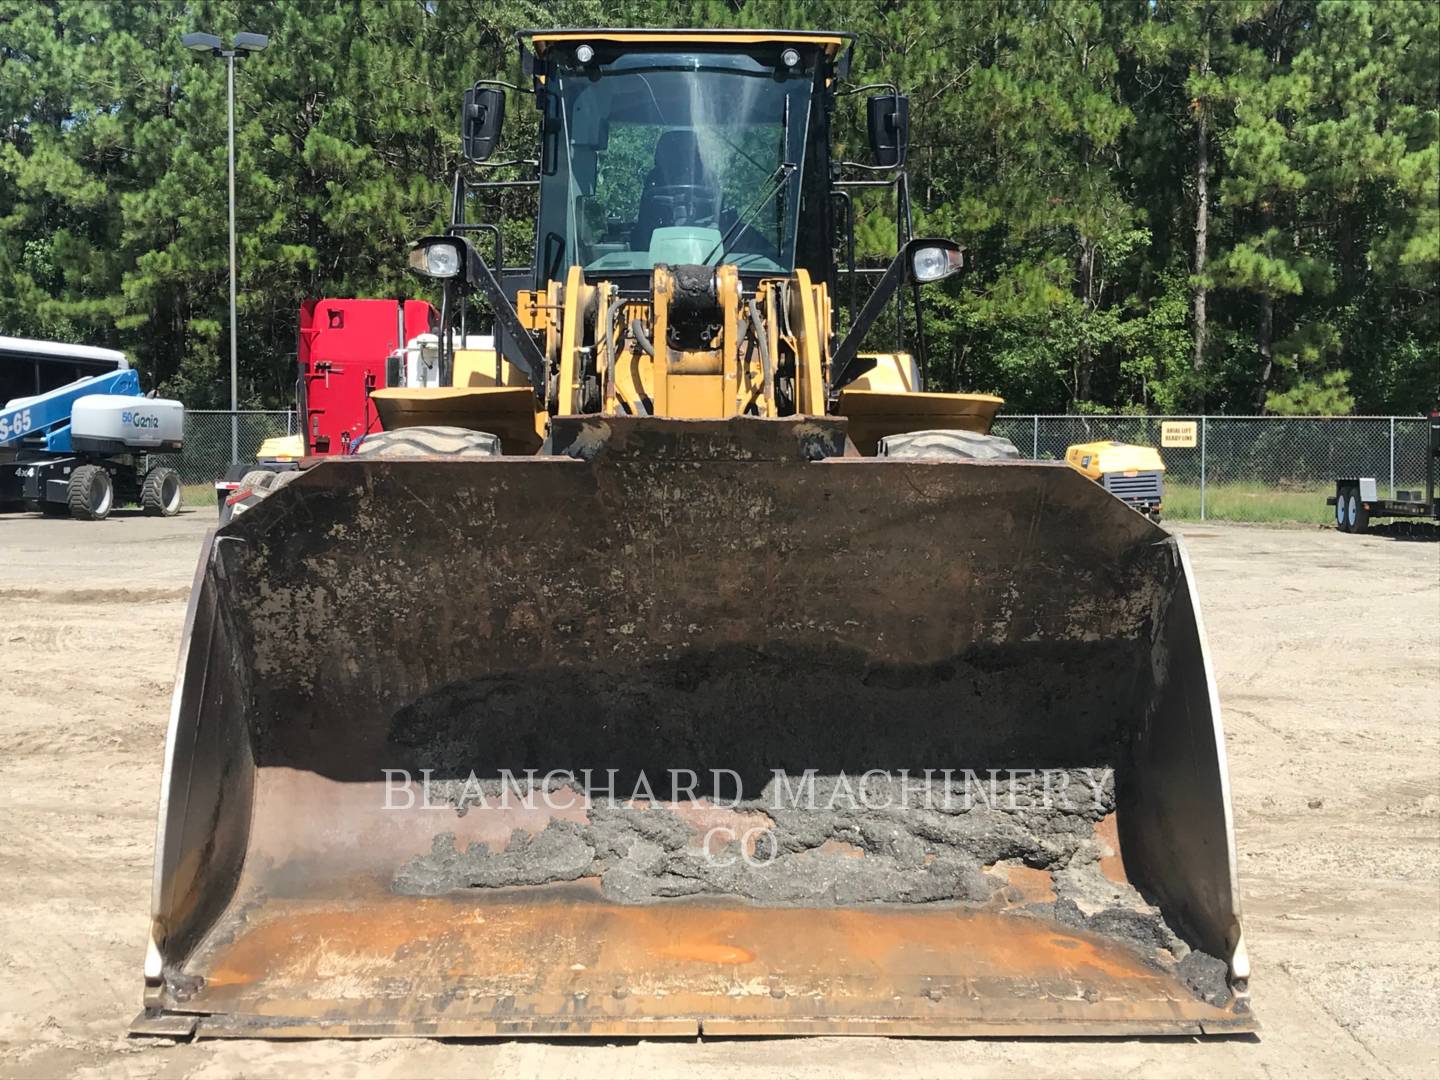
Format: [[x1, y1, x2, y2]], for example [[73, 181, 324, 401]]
[[135, 29, 1252, 1039]]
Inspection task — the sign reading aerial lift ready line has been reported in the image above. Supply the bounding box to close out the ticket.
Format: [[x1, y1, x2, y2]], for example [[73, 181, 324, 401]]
[[1161, 420, 1198, 447]]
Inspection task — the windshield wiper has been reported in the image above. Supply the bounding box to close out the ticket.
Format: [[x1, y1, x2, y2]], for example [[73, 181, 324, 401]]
[[703, 94, 795, 267], [701, 161, 795, 266]]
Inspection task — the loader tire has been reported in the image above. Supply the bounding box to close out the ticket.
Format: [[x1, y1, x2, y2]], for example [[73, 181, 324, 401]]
[[141, 466, 182, 517], [67, 465, 113, 521], [355, 426, 502, 459], [221, 469, 282, 526], [240, 469, 279, 493], [878, 429, 1021, 461]]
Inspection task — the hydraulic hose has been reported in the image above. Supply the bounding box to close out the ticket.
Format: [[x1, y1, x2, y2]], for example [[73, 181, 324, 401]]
[[629, 317, 656, 358]]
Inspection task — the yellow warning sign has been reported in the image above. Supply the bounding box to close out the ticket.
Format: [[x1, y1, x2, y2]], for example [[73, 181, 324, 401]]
[[1161, 421, 1198, 448]]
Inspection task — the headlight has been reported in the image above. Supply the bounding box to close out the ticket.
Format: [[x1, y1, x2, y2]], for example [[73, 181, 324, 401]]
[[910, 245, 963, 283], [408, 241, 462, 279]]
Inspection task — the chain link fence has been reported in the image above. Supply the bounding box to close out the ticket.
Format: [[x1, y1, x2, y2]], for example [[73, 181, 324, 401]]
[[161, 410, 1430, 522], [992, 415, 1433, 522], [152, 410, 295, 504]]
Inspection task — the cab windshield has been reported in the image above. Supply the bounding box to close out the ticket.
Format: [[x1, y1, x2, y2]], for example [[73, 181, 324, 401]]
[[536, 50, 814, 281]]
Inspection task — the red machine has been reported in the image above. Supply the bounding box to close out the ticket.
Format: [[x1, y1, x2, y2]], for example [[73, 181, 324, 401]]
[[214, 299, 435, 518], [298, 298, 435, 455]]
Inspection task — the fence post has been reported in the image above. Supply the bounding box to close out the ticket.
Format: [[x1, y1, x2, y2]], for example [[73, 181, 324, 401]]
[[1199, 416, 1207, 521], [1032, 415, 1039, 458], [1389, 416, 1395, 498]]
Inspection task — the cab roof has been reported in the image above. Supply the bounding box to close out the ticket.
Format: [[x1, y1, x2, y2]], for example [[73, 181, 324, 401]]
[[518, 28, 855, 62]]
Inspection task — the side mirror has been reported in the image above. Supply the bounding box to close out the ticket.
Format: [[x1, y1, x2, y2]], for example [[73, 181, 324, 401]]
[[462, 86, 505, 162], [866, 93, 909, 168]]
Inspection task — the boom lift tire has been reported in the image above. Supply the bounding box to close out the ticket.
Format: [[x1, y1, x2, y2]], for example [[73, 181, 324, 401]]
[[141, 466, 183, 517], [67, 464, 113, 521]]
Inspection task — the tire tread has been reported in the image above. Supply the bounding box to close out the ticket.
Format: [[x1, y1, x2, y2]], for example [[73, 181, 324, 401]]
[[878, 429, 1021, 461], [355, 426, 501, 459], [67, 465, 112, 521], [141, 466, 181, 516]]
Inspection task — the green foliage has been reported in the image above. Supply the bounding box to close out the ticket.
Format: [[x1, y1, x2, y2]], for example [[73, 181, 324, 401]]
[[1265, 370, 1355, 415], [0, 0, 1435, 413]]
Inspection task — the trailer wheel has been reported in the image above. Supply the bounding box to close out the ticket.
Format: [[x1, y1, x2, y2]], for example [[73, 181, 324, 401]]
[[141, 466, 183, 517], [1346, 490, 1370, 534], [355, 426, 502, 459], [1335, 487, 1351, 532], [878, 429, 1021, 460], [67, 465, 113, 521]]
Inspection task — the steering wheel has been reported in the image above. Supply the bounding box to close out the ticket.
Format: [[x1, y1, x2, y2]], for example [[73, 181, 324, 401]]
[[645, 184, 720, 228]]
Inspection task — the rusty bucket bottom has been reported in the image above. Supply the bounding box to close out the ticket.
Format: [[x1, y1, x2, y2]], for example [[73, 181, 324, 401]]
[[136, 883, 1253, 1038]]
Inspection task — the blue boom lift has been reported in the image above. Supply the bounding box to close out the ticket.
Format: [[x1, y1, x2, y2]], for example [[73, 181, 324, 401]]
[[1, 340, 186, 521]]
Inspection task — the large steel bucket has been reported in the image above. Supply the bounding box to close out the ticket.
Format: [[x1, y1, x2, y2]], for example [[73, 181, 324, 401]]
[[135, 417, 1252, 1038]]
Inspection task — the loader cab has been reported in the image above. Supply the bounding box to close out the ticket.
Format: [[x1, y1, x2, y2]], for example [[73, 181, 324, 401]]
[[411, 28, 974, 416], [525, 37, 840, 292], [444, 32, 855, 300]]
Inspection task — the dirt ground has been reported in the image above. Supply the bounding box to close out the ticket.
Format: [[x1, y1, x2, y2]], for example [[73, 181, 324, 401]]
[[0, 510, 1436, 1079]]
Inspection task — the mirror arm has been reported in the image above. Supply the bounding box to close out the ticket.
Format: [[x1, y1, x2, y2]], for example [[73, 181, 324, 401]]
[[461, 241, 549, 400], [836, 160, 905, 174], [450, 170, 464, 230], [829, 246, 913, 394], [836, 82, 898, 98], [899, 173, 927, 390], [830, 237, 959, 395], [473, 78, 533, 96]]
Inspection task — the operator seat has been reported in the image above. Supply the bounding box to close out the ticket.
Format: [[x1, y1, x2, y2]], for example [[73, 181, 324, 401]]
[[632, 129, 719, 251]]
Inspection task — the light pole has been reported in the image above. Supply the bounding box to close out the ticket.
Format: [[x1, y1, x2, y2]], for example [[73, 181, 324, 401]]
[[182, 30, 269, 465]]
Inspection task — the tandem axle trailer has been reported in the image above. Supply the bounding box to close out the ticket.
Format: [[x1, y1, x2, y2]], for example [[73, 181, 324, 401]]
[[1329, 412, 1439, 533]]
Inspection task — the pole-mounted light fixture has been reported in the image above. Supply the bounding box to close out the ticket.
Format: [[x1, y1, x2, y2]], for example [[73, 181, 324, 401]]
[[180, 29, 271, 464], [181, 31, 222, 53]]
